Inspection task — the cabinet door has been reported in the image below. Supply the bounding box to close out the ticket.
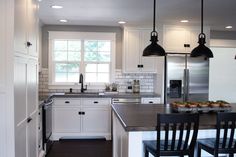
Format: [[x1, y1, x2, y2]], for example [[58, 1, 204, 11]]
[[14, 0, 27, 54], [15, 120, 27, 157], [27, 60, 38, 115], [140, 29, 158, 73], [163, 26, 188, 53], [27, 112, 37, 157], [14, 58, 27, 125], [53, 107, 81, 133], [123, 29, 140, 73], [27, 0, 38, 56], [82, 107, 111, 133]]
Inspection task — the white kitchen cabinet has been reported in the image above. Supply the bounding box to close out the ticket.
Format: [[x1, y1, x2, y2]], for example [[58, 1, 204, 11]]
[[163, 25, 210, 53], [53, 107, 82, 133], [14, 57, 38, 157], [123, 28, 159, 73], [52, 98, 111, 140], [14, 0, 38, 57]]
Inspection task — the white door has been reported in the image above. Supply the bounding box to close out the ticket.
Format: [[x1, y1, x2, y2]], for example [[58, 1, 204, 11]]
[[140, 29, 157, 73], [209, 47, 236, 103], [27, 59, 38, 115], [14, 0, 27, 54], [53, 107, 81, 133], [27, 0, 38, 56], [27, 112, 37, 157], [123, 29, 140, 73], [82, 107, 111, 133], [15, 121, 27, 157]]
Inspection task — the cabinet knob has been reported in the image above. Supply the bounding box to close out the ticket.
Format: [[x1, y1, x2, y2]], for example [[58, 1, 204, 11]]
[[78, 111, 82, 115], [82, 112, 85, 115], [27, 41, 32, 47], [27, 117, 32, 123], [184, 44, 190, 48], [65, 101, 70, 104], [149, 101, 153, 104], [94, 101, 98, 104]]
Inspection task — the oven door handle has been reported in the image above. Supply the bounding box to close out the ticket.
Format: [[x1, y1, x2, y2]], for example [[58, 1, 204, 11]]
[[44, 99, 53, 107]]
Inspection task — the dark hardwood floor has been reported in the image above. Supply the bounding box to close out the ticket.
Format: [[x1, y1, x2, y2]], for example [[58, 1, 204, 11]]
[[46, 139, 112, 157]]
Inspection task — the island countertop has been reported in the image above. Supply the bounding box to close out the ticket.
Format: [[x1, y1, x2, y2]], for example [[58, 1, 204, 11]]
[[112, 103, 236, 131]]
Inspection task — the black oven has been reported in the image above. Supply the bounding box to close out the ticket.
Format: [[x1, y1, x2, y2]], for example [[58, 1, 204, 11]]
[[42, 99, 53, 154]]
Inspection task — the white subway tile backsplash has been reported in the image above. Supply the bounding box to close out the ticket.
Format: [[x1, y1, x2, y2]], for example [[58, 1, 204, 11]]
[[38, 69, 155, 97]]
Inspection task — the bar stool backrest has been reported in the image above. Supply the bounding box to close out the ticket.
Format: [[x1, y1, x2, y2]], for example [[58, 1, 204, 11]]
[[156, 113, 199, 156], [216, 112, 236, 150]]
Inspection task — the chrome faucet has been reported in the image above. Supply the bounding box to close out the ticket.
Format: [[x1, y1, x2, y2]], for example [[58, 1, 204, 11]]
[[79, 73, 87, 93]]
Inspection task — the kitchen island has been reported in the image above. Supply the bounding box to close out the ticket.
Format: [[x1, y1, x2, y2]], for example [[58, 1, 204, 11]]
[[112, 104, 236, 157]]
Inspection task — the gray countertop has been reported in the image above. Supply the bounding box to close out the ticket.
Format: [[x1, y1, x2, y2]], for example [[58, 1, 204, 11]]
[[112, 103, 236, 132], [39, 92, 160, 100]]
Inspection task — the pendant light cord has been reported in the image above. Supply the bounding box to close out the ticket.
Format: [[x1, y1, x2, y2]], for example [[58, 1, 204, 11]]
[[201, 0, 203, 34], [153, 0, 156, 32]]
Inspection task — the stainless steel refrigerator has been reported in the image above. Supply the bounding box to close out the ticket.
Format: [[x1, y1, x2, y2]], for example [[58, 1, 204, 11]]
[[166, 53, 209, 103]]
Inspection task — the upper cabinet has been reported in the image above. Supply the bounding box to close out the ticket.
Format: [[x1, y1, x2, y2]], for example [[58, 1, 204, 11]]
[[14, 0, 38, 57], [123, 28, 162, 73], [163, 25, 210, 53]]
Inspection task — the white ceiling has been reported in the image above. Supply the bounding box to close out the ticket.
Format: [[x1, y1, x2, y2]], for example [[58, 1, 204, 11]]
[[39, 0, 236, 31]]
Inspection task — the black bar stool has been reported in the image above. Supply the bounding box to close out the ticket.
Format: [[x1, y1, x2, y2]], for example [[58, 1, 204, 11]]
[[143, 113, 199, 157], [197, 112, 236, 157]]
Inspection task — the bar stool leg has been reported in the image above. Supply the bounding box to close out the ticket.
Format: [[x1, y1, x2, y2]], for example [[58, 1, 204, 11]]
[[144, 147, 149, 157], [197, 145, 201, 157]]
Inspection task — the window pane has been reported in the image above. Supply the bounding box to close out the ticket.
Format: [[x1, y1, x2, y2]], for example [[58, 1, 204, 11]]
[[98, 41, 110, 51], [85, 40, 98, 52], [54, 40, 67, 51], [85, 64, 97, 72], [97, 51, 110, 62], [85, 73, 97, 82], [67, 63, 79, 72], [55, 73, 67, 82], [55, 63, 67, 72], [68, 51, 81, 61], [98, 73, 109, 83], [68, 41, 81, 51], [98, 64, 109, 72], [84, 51, 97, 62], [54, 51, 67, 61], [68, 73, 79, 82]]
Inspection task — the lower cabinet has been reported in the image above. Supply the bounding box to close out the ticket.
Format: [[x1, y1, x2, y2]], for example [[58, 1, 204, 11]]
[[52, 98, 111, 140], [15, 112, 38, 157]]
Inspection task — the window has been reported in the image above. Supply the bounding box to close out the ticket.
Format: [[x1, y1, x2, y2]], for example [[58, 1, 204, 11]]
[[49, 31, 115, 87]]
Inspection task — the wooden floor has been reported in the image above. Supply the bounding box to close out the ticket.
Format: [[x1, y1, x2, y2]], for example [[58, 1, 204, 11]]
[[46, 139, 112, 157]]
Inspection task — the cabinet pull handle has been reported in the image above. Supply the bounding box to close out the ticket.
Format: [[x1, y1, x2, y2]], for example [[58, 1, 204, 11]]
[[82, 112, 85, 115], [65, 101, 70, 104], [94, 101, 98, 104], [27, 41, 32, 47], [149, 101, 153, 104], [78, 112, 81, 115], [140, 65, 144, 68], [27, 117, 32, 123]]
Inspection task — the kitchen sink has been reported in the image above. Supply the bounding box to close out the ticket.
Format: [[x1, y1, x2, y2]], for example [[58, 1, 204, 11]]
[[64, 92, 99, 96]]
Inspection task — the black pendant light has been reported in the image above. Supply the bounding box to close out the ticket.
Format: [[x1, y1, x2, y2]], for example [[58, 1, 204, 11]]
[[190, 0, 213, 58], [143, 0, 165, 56]]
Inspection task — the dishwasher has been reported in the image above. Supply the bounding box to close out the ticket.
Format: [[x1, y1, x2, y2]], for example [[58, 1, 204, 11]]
[[111, 98, 141, 104]]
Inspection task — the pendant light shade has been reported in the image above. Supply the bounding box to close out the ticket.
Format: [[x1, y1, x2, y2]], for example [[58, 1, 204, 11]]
[[143, 0, 165, 56], [190, 0, 213, 58]]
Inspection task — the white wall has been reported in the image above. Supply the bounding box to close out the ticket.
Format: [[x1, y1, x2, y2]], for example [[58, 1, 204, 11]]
[[209, 40, 236, 103], [0, 0, 15, 157]]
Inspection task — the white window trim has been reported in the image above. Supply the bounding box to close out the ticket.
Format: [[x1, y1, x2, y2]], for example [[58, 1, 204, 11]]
[[48, 31, 116, 89]]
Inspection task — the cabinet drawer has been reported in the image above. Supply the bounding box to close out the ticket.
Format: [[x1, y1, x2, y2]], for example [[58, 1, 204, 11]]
[[53, 98, 81, 106], [82, 98, 111, 106], [141, 97, 161, 104]]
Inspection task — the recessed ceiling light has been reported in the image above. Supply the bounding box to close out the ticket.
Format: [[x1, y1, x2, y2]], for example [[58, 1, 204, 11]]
[[180, 20, 189, 23], [118, 21, 126, 24], [51, 5, 63, 9], [59, 19, 68, 23], [225, 26, 233, 29]]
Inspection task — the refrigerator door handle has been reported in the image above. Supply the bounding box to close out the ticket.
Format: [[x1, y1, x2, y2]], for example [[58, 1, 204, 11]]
[[183, 69, 190, 102]]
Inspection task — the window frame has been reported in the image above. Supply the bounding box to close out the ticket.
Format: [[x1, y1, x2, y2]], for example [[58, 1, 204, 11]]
[[48, 31, 116, 89]]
